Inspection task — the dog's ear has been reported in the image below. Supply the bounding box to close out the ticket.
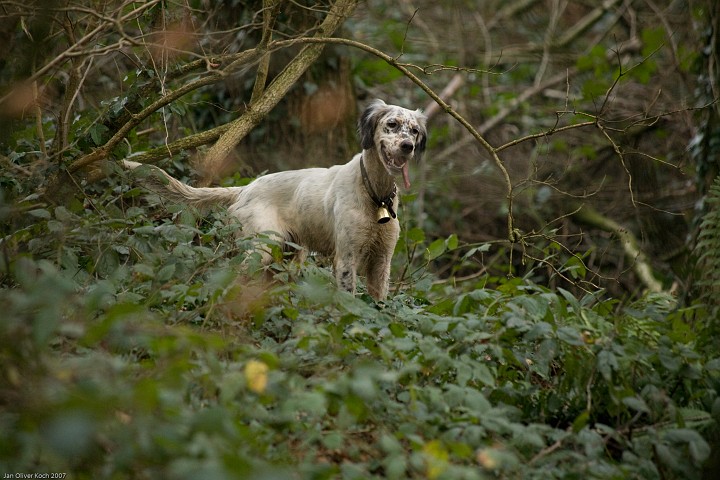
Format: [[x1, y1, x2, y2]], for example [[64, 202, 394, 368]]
[[359, 99, 386, 150], [415, 130, 427, 161], [414, 109, 428, 161]]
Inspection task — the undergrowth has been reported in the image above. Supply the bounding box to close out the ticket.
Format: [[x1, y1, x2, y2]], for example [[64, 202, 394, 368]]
[[0, 181, 718, 479]]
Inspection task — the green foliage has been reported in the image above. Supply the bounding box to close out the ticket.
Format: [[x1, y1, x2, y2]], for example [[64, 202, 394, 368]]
[[354, 58, 405, 86], [1, 183, 717, 479], [694, 175, 720, 317]]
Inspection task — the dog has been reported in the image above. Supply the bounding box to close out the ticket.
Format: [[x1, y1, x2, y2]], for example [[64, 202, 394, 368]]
[[124, 99, 427, 300]]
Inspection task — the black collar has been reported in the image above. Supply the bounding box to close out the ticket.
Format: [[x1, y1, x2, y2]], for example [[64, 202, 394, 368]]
[[360, 157, 397, 220]]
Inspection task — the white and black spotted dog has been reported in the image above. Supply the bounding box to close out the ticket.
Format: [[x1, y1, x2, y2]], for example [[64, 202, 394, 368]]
[[124, 99, 427, 300]]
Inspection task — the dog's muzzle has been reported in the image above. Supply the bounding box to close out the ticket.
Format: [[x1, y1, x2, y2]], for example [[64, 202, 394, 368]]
[[380, 144, 413, 189]]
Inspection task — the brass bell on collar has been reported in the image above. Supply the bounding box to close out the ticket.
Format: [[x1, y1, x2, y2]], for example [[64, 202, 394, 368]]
[[376, 203, 392, 224]]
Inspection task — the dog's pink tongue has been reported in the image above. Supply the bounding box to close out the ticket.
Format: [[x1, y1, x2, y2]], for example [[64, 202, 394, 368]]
[[402, 162, 411, 189]]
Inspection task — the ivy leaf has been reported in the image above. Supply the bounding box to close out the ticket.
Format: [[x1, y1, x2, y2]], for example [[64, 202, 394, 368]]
[[88, 123, 109, 146]]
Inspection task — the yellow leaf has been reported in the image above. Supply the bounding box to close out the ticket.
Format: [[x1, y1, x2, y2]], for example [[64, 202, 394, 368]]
[[244, 360, 269, 394], [423, 440, 448, 480]]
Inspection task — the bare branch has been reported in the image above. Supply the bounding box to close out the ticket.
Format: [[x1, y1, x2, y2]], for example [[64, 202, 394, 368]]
[[572, 203, 663, 292], [553, 0, 623, 49], [597, 121, 636, 207], [32, 81, 46, 159], [250, 0, 281, 106], [195, 0, 359, 185], [0, 0, 163, 106]]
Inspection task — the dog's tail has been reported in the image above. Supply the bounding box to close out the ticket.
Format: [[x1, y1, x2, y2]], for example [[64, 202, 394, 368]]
[[122, 160, 241, 210]]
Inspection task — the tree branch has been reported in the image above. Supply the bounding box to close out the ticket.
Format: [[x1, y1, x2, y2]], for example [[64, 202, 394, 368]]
[[59, 49, 264, 174], [195, 0, 359, 185], [250, 0, 280, 106], [0, 0, 163, 106], [572, 203, 663, 292]]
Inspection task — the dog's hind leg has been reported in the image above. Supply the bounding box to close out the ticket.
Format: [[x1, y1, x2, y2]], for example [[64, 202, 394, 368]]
[[230, 207, 289, 271]]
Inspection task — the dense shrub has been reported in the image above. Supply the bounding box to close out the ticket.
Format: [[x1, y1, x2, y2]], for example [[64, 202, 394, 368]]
[[1, 185, 717, 479]]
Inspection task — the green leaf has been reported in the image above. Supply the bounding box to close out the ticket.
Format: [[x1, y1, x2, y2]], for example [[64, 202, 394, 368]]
[[379, 433, 403, 454], [445, 234, 458, 251], [557, 287, 581, 313], [464, 387, 492, 412], [29, 208, 51, 219], [473, 364, 495, 387], [133, 225, 157, 235], [406, 227, 425, 243], [54, 206, 74, 221], [43, 412, 96, 458], [219, 371, 245, 403], [597, 349, 618, 381], [156, 263, 176, 282], [463, 244, 490, 260], [169, 102, 186, 116], [321, 432, 344, 450], [133, 263, 155, 279], [572, 410, 590, 433], [425, 239, 447, 261], [556, 326, 584, 346], [383, 454, 407, 480], [89, 123, 109, 145], [47, 220, 64, 232], [689, 437, 711, 463], [622, 396, 650, 414]]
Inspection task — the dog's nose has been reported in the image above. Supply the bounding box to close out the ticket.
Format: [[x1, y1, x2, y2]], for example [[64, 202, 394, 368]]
[[400, 140, 414, 154]]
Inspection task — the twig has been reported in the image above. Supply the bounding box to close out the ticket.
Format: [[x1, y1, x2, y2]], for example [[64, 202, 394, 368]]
[[495, 121, 596, 153], [0, 0, 163, 106], [437, 67, 577, 163], [423, 74, 465, 119], [56, 57, 94, 155], [553, 0, 623, 50], [250, 0, 280, 106], [395, 7, 418, 60], [32, 81, 47, 159], [596, 122, 636, 207], [529, 436, 566, 465], [417, 74, 465, 225], [572, 203, 663, 292]]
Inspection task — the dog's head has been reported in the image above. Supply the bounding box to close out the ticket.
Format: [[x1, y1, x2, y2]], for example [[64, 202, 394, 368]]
[[359, 99, 427, 189]]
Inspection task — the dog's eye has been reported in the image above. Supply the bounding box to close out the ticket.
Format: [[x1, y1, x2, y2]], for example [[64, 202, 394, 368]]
[[411, 127, 419, 136], [387, 120, 398, 129]]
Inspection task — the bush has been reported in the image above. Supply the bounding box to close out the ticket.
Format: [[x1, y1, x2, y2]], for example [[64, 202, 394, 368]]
[[1, 186, 717, 479]]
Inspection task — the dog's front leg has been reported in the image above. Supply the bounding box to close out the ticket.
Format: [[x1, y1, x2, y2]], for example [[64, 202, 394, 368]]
[[365, 255, 392, 300], [334, 251, 357, 294]]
